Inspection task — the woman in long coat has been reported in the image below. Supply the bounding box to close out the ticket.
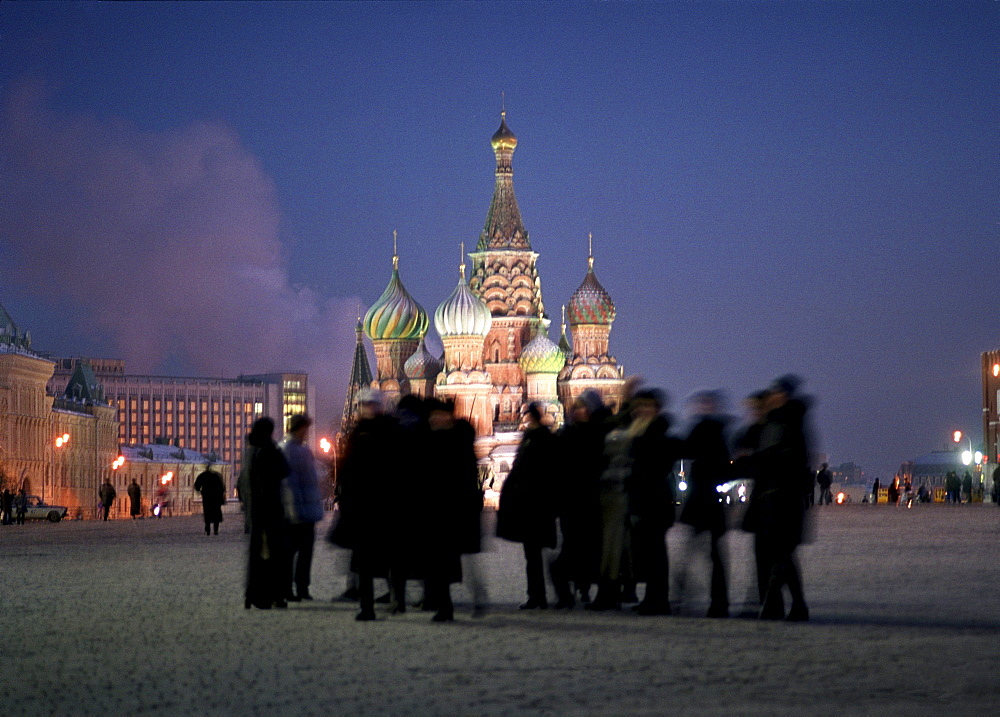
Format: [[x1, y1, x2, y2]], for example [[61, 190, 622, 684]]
[[496, 402, 558, 610], [679, 390, 731, 617], [243, 417, 290, 610]]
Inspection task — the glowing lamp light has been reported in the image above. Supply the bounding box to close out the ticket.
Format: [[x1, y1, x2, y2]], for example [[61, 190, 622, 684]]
[[160, 471, 173, 485], [961, 450, 973, 466], [836, 492, 846, 504], [319, 437, 332, 454], [975, 451, 983, 464], [993, 364, 999, 377], [111, 456, 125, 470], [953, 430, 963, 444], [678, 480, 688, 492]]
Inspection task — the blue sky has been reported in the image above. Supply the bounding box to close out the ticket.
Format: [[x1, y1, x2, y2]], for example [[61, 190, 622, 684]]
[[1, 1, 997, 478]]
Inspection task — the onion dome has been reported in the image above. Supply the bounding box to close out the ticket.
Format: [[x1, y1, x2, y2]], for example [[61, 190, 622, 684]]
[[434, 256, 492, 338], [364, 251, 429, 341], [567, 238, 615, 326], [491, 110, 518, 151], [519, 330, 566, 375], [404, 338, 441, 380]]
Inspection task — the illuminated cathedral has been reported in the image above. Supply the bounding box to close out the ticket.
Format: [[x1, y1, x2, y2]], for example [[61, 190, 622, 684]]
[[342, 111, 625, 486]]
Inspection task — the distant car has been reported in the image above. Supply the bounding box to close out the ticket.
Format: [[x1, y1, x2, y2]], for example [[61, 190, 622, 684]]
[[21, 496, 68, 522]]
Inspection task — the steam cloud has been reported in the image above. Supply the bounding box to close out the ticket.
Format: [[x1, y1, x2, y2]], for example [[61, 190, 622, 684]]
[[0, 80, 358, 432]]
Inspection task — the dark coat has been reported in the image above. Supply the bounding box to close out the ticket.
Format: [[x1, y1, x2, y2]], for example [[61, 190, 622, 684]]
[[127, 482, 142, 516], [423, 419, 482, 583], [244, 432, 290, 606], [99, 482, 116, 507], [195, 469, 227, 523], [496, 424, 559, 548], [625, 415, 680, 529], [679, 415, 730, 536], [740, 399, 810, 546], [336, 414, 403, 575]]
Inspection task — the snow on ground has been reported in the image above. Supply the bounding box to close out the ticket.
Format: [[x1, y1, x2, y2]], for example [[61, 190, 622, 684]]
[[1, 504, 998, 715]]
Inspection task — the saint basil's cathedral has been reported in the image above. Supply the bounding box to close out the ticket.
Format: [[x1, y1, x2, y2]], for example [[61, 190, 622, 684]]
[[342, 111, 625, 486]]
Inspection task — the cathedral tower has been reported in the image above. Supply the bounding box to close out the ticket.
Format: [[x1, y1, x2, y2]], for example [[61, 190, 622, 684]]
[[468, 111, 546, 428], [558, 235, 625, 412], [363, 233, 429, 404], [339, 317, 375, 439]]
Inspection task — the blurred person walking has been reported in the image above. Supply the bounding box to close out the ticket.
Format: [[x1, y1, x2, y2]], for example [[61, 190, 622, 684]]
[[336, 389, 400, 621], [127, 479, 142, 519], [551, 390, 610, 609], [99, 478, 116, 521], [422, 398, 483, 622], [1, 488, 11, 525], [624, 388, 679, 616], [738, 376, 812, 621], [497, 402, 558, 610], [194, 463, 226, 535], [242, 417, 290, 610], [15, 488, 27, 525], [679, 390, 731, 618], [279, 414, 324, 601], [816, 463, 833, 506], [962, 471, 973, 503]]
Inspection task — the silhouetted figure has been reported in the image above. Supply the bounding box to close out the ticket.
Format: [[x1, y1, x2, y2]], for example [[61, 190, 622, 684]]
[[127, 479, 142, 519], [888, 476, 900, 506], [0, 489, 11, 525], [917, 483, 930, 503], [337, 389, 401, 621], [945, 471, 961, 504], [625, 389, 679, 616], [279, 414, 324, 601], [816, 463, 833, 506], [194, 464, 226, 536], [551, 390, 609, 609], [99, 479, 116, 521], [422, 398, 482, 622], [15, 489, 27, 525], [962, 471, 973, 503], [680, 390, 731, 618], [739, 376, 811, 621], [497, 402, 558, 610], [871, 478, 881, 504], [243, 417, 290, 610]]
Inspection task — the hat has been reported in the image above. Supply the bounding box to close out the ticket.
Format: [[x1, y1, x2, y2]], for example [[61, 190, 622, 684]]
[[770, 374, 803, 396], [633, 388, 667, 409], [288, 414, 312, 433], [575, 389, 605, 415]]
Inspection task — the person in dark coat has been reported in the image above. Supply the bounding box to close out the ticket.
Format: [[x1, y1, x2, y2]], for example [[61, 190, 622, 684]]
[[624, 389, 680, 616], [127, 479, 142, 519], [279, 414, 324, 602], [738, 376, 812, 621], [496, 402, 558, 610], [194, 464, 226, 535], [551, 389, 610, 609], [962, 471, 973, 502], [336, 389, 402, 621], [421, 398, 482, 622], [99, 479, 116, 521], [816, 463, 833, 506], [871, 477, 881, 504], [679, 390, 731, 618], [1, 488, 12, 525], [243, 417, 290, 610], [15, 489, 28, 525]]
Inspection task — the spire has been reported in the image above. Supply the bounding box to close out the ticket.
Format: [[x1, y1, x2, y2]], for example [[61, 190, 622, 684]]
[[341, 317, 375, 436], [460, 240, 466, 280], [392, 229, 399, 270], [588, 232, 594, 271], [558, 304, 571, 353], [479, 108, 529, 250]]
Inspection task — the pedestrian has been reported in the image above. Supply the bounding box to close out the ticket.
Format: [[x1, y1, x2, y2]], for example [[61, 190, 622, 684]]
[[550, 389, 609, 609], [421, 398, 483, 622], [242, 417, 290, 610], [945, 471, 960, 504], [625, 388, 680, 616], [871, 477, 881, 504], [15, 488, 28, 525], [279, 414, 324, 602], [336, 389, 400, 621], [194, 463, 227, 536], [0, 488, 11, 525], [962, 471, 973, 503], [738, 375, 812, 621], [679, 390, 730, 618], [127, 479, 142, 519], [98, 479, 116, 521], [888, 476, 900, 506], [496, 402, 558, 610], [816, 463, 833, 506]]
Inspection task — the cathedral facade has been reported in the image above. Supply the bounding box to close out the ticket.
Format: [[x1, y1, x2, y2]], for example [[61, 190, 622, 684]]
[[344, 112, 625, 486]]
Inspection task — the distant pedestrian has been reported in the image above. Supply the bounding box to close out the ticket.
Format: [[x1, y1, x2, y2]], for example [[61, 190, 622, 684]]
[[497, 402, 558, 610], [279, 414, 324, 602], [127, 479, 142, 519], [962, 471, 973, 503], [887, 476, 900, 506], [99, 479, 116, 521], [2, 488, 14, 525], [871, 478, 881, 504], [945, 471, 961, 504], [15, 489, 28, 525], [243, 417, 290, 610], [816, 464, 833, 506], [194, 464, 226, 536], [679, 390, 730, 618]]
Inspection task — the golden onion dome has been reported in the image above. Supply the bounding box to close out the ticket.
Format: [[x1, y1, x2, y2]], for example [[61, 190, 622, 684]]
[[519, 330, 566, 375], [363, 261, 429, 342], [491, 110, 518, 151]]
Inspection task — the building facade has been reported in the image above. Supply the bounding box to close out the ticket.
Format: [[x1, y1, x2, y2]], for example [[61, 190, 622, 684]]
[[349, 112, 626, 485]]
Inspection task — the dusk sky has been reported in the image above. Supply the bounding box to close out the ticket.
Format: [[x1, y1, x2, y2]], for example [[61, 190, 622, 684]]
[[1, 2, 997, 478]]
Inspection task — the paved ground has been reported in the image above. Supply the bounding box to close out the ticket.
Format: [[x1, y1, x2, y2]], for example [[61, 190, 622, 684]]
[[1, 504, 998, 715]]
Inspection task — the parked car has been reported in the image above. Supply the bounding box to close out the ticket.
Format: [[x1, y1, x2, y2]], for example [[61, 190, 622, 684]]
[[21, 496, 68, 522]]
